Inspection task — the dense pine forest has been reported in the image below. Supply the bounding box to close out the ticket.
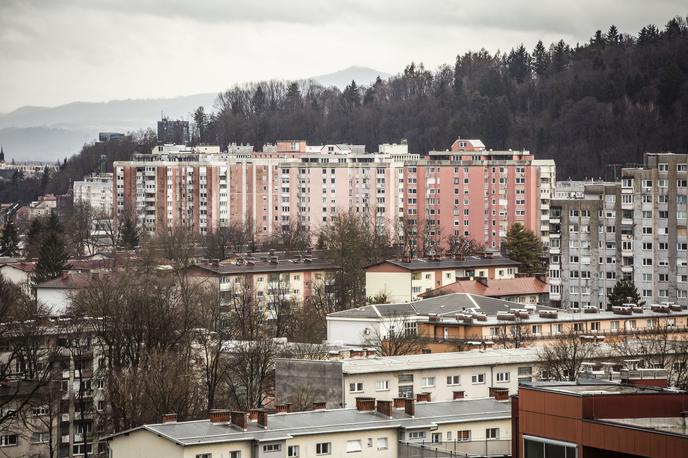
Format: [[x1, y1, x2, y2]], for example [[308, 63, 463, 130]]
[[2, 16, 688, 205], [199, 17, 688, 180]]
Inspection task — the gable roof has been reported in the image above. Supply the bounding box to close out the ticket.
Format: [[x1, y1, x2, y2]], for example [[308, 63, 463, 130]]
[[419, 277, 548, 299], [366, 256, 520, 272]]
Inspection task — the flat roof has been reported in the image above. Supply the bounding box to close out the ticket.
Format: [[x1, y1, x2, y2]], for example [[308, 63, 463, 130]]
[[338, 348, 541, 374], [108, 398, 510, 446], [191, 258, 339, 275], [599, 417, 688, 437], [522, 382, 676, 396], [369, 256, 520, 272]]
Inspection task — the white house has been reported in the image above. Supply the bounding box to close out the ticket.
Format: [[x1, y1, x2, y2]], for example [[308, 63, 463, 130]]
[[34, 272, 90, 314]]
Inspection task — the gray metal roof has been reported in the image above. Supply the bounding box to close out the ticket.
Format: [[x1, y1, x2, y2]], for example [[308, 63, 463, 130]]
[[190, 258, 339, 275], [328, 293, 554, 319], [108, 398, 510, 446], [371, 256, 520, 272]]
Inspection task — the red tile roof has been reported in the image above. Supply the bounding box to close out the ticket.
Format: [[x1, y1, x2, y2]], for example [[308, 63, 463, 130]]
[[419, 276, 548, 299]]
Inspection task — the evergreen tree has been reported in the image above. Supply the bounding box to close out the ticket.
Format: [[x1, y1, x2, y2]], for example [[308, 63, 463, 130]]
[[532, 40, 550, 77], [0, 221, 20, 257], [506, 44, 532, 82], [119, 217, 139, 250], [35, 231, 69, 283], [44, 212, 63, 234], [501, 223, 545, 273], [26, 218, 44, 259], [606, 25, 620, 44], [607, 278, 644, 310]]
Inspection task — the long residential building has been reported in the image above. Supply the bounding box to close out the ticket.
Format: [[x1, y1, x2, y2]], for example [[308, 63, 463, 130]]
[[106, 397, 512, 458], [549, 152, 688, 308], [276, 348, 542, 409], [113, 138, 555, 250]]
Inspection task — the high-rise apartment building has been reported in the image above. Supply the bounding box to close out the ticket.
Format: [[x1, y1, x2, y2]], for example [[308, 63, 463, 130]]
[[549, 152, 688, 308], [113, 138, 555, 250]]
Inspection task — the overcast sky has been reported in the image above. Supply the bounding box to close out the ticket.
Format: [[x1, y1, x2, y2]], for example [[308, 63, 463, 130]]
[[0, 0, 685, 112]]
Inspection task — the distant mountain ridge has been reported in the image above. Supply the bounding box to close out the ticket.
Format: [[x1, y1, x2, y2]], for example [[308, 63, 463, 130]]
[[0, 66, 390, 162]]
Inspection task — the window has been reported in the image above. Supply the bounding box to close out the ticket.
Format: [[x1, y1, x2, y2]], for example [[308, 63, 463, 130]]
[[446, 375, 461, 385], [0, 435, 17, 447], [31, 432, 49, 443], [590, 322, 600, 332], [349, 382, 363, 393], [472, 373, 485, 384], [196, 455, 212, 458], [457, 430, 471, 442], [421, 376, 435, 387], [398, 374, 414, 383], [230, 452, 241, 458], [73, 443, 93, 455], [31, 405, 49, 416], [316, 442, 331, 455], [496, 372, 510, 382], [375, 380, 389, 391], [287, 446, 299, 457], [431, 433, 442, 443], [345, 440, 362, 453], [611, 321, 619, 331], [524, 437, 578, 458], [486, 428, 500, 440], [376, 438, 388, 450], [263, 444, 282, 453], [408, 431, 426, 440]]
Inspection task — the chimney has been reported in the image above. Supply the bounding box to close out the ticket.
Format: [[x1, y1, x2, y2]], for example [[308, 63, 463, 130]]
[[209, 409, 230, 424], [162, 413, 177, 423], [355, 397, 376, 411], [257, 410, 268, 429], [376, 400, 393, 418], [393, 397, 407, 409], [249, 409, 261, 421], [404, 398, 415, 417], [416, 392, 431, 403], [453, 391, 465, 400], [275, 404, 290, 414], [230, 411, 249, 431], [312, 401, 327, 410]]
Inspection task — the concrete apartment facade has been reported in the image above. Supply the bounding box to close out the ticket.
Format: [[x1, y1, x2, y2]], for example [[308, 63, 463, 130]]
[[113, 138, 555, 250], [106, 398, 512, 458], [73, 173, 114, 217], [550, 152, 688, 308], [276, 348, 541, 409], [365, 255, 521, 303]]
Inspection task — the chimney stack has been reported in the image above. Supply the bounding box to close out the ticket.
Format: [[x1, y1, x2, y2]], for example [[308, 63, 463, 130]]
[[489, 387, 509, 401], [249, 409, 261, 421], [162, 413, 177, 423], [376, 400, 393, 418], [275, 404, 290, 414], [355, 397, 376, 411], [257, 410, 268, 429], [230, 411, 249, 431], [404, 398, 415, 417], [209, 409, 230, 424]]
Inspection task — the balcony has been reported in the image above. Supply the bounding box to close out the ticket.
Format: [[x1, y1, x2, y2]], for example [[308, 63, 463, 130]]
[[621, 265, 634, 273]]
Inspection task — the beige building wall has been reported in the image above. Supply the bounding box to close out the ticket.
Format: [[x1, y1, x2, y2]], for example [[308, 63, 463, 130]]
[[365, 271, 410, 302], [284, 428, 398, 458], [343, 363, 536, 407]]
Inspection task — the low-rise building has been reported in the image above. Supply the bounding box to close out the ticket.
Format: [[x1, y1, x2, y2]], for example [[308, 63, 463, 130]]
[[365, 255, 521, 303], [419, 275, 549, 304], [187, 254, 339, 314], [512, 382, 688, 458], [35, 272, 92, 314], [276, 348, 542, 409], [0, 261, 35, 293], [106, 397, 512, 458]]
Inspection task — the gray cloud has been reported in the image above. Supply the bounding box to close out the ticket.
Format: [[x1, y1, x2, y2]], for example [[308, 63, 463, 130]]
[[0, 0, 685, 112]]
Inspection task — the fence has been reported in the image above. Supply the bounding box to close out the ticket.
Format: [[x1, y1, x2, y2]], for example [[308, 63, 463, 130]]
[[398, 439, 511, 457]]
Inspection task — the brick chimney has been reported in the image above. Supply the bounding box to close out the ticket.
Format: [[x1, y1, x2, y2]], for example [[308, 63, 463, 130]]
[[376, 400, 392, 418], [416, 392, 431, 403], [162, 413, 177, 423], [355, 397, 376, 411], [393, 397, 407, 408], [257, 410, 268, 429], [312, 401, 327, 410], [404, 398, 415, 417], [209, 409, 230, 424], [275, 404, 290, 414], [249, 409, 261, 421], [230, 411, 248, 431], [453, 391, 465, 400]]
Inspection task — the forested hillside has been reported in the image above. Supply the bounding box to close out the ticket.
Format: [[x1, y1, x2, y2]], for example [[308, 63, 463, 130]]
[[198, 17, 688, 179]]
